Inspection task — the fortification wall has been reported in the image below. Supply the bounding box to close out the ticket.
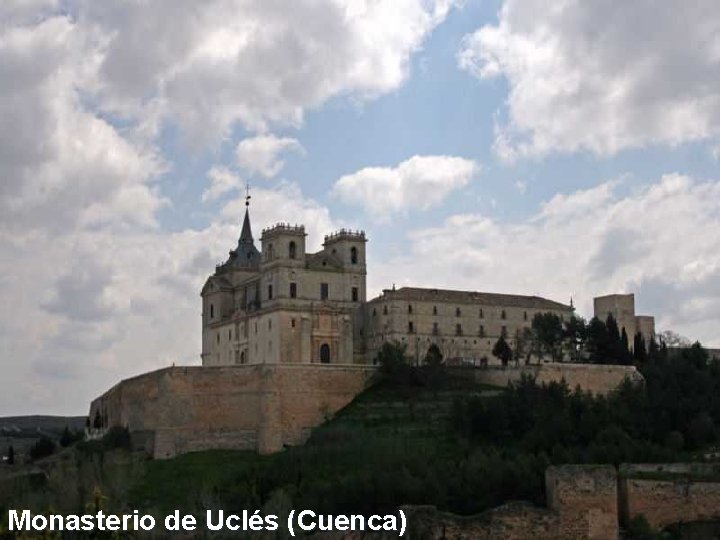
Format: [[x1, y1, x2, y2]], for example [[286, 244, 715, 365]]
[[472, 363, 642, 395], [90, 364, 375, 458], [619, 463, 720, 530]]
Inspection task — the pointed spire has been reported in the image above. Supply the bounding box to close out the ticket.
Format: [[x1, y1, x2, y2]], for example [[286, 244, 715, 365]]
[[239, 183, 253, 244]]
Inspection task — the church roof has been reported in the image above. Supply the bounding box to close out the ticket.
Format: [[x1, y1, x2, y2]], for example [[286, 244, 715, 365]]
[[221, 207, 260, 270], [374, 286, 572, 310]]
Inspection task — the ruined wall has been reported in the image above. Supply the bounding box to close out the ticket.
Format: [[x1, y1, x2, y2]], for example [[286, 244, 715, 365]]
[[619, 463, 720, 530], [90, 364, 375, 459], [472, 363, 642, 395], [546, 465, 619, 540]]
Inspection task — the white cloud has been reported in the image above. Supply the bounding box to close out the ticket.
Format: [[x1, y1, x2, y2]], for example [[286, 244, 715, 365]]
[[370, 174, 720, 347], [235, 135, 305, 179], [202, 167, 243, 202], [458, 0, 720, 160], [75, 0, 458, 145], [332, 155, 479, 216]]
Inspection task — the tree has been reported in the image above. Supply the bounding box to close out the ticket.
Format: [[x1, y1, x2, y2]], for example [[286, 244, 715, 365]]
[[423, 343, 443, 367], [376, 341, 412, 386], [60, 426, 79, 447], [563, 316, 587, 363], [7, 445, 14, 465], [492, 336, 512, 367], [30, 436, 55, 461], [633, 333, 647, 363], [531, 312, 564, 362], [658, 330, 691, 348]]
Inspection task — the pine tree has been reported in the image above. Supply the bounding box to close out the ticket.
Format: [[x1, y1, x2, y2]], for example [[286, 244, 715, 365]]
[[492, 335, 513, 367], [7, 445, 14, 465]]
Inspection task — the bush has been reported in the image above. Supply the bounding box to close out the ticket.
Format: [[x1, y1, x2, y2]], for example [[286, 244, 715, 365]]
[[29, 436, 55, 461]]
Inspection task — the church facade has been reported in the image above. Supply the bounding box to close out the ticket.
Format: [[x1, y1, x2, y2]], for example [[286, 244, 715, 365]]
[[201, 203, 581, 367]]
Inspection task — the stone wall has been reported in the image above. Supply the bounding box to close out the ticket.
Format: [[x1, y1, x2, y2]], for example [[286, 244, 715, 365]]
[[619, 463, 720, 530], [472, 363, 643, 395], [90, 364, 376, 458]]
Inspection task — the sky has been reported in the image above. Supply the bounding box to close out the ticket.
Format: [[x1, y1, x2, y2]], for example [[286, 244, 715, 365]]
[[1, 0, 719, 416]]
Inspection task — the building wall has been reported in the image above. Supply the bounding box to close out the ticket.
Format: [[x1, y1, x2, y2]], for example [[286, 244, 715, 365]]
[[365, 296, 572, 365], [594, 294, 636, 336], [89, 364, 376, 458]]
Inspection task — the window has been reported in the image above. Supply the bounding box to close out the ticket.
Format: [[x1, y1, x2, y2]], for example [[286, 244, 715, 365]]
[[268, 319, 272, 330], [456, 323, 462, 336], [383, 305, 388, 315], [352, 287, 359, 302], [210, 303, 214, 319], [321, 283, 329, 300], [373, 308, 377, 317], [228, 330, 231, 340], [479, 308, 484, 318], [240, 351, 245, 364], [216, 333, 219, 343], [524, 311, 528, 321], [320, 343, 331, 364], [350, 246, 358, 264], [289, 241, 296, 259], [432, 322, 439, 335], [479, 325, 485, 337], [291, 318, 296, 328], [501, 310, 507, 320], [408, 304, 413, 314], [456, 307, 461, 317], [408, 321, 414, 334], [267, 243, 274, 261], [501, 325, 507, 338], [268, 284, 273, 300], [433, 306, 437, 315], [290, 282, 297, 298]]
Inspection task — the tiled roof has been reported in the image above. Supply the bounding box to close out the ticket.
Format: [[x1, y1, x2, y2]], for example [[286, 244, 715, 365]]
[[373, 286, 572, 310]]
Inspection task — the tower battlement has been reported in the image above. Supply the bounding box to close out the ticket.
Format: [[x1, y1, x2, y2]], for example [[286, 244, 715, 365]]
[[261, 223, 306, 238], [323, 229, 366, 244]]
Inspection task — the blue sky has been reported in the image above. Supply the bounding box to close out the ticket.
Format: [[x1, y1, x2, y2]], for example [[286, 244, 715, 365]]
[[1, 0, 719, 414]]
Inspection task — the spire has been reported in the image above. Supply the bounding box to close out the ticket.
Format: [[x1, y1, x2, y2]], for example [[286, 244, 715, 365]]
[[239, 184, 253, 244]]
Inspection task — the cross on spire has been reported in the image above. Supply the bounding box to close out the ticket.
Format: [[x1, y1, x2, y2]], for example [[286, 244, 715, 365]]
[[245, 183, 251, 207]]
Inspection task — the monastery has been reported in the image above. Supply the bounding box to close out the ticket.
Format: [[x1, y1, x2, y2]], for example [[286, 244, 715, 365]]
[[88, 200, 653, 457]]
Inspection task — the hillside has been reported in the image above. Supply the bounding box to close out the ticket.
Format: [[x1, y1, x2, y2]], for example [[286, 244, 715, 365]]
[[0, 415, 86, 460]]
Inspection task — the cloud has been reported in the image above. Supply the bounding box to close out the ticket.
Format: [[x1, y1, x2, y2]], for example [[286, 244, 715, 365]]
[[202, 167, 243, 202], [458, 0, 720, 160], [370, 174, 720, 347], [332, 155, 479, 216], [75, 0, 458, 145], [235, 135, 305, 179], [0, 14, 165, 235]]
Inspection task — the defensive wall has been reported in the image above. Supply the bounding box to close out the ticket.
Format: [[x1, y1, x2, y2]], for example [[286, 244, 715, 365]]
[[89, 364, 376, 459], [619, 463, 720, 530], [89, 362, 641, 460], [400, 464, 720, 539], [471, 363, 643, 395]]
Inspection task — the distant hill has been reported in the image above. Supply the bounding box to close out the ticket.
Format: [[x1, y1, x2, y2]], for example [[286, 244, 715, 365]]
[[0, 415, 86, 458], [0, 415, 86, 434]]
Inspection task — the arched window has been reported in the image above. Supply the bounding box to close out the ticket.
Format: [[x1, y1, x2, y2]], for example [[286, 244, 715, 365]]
[[267, 243, 274, 261], [456, 307, 461, 317], [320, 343, 331, 364], [408, 304, 413, 314], [350, 246, 358, 264], [501, 310, 507, 320], [210, 303, 214, 319], [289, 241, 296, 259], [240, 351, 246, 364]]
